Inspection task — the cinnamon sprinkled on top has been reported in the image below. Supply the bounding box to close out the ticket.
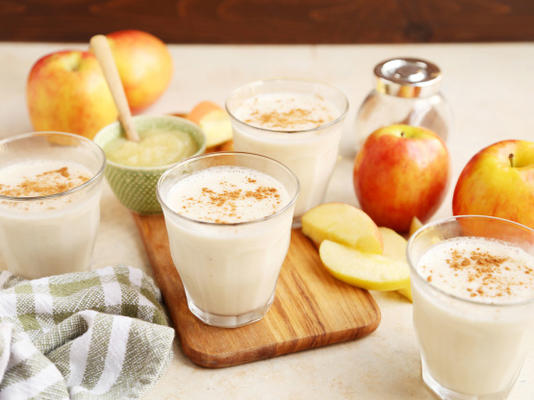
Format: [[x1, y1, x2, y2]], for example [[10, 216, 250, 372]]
[[181, 185, 281, 223], [0, 166, 90, 197], [244, 108, 331, 130], [417, 237, 534, 303], [168, 166, 289, 224], [234, 93, 338, 131]]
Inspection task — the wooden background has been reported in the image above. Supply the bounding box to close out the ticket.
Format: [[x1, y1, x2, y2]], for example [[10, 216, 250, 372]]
[[1, 0, 533, 43]]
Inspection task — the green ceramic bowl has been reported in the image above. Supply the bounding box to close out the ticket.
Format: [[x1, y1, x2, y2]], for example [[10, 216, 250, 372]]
[[94, 115, 206, 214]]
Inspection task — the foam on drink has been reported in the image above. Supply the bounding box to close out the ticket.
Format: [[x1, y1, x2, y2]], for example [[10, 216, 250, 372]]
[[167, 166, 290, 224], [0, 160, 92, 213], [0, 160, 90, 196], [234, 92, 338, 131], [416, 237, 534, 304]]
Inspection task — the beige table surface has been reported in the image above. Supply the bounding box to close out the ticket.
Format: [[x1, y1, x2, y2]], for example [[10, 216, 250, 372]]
[[1, 42, 533, 399]]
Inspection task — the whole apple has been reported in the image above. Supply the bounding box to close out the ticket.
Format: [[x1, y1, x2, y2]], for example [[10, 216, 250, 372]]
[[106, 30, 173, 113], [27, 50, 118, 139], [453, 140, 534, 229], [353, 124, 450, 232]]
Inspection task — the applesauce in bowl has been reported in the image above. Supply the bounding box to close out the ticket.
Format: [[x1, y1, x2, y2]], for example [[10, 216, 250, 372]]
[[103, 128, 198, 167], [94, 115, 206, 214]]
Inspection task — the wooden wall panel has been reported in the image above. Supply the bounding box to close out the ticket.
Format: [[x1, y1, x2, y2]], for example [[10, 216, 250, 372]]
[[1, 0, 533, 43]]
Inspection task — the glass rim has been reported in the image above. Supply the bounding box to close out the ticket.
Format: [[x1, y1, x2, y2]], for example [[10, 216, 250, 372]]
[[224, 78, 349, 134], [157, 151, 300, 227], [407, 214, 534, 308], [0, 131, 106, 202]]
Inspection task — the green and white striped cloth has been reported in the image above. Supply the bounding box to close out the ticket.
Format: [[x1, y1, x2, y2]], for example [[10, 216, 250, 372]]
[[0, 266, 174, 399]]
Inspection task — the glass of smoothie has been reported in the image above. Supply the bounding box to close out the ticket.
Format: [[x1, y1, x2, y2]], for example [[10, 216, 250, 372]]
[[226, 79, 348, 225], [407, 215, 534, 400], [157, 152, 299, 328], [0, 132, 105, 278]]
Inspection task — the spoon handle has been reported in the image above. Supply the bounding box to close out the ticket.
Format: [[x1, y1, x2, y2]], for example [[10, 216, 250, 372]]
[[90, 34, 140, 142]]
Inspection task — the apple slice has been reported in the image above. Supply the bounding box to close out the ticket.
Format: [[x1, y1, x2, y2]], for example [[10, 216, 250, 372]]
[[302, 203, 383, 253], [409, 216, 423, 237], [187, 101, 233, 148], [319, 240, 410, 291], [379, 227, 412, 301], [397, 284, 413, 302], [379, 227, 407, 260]]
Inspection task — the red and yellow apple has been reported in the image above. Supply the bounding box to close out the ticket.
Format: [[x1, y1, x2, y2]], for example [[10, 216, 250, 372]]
[[353, 124, 450, 232], [106, 30, 173, 113], [453, 140, 534, 229], [27, 50, 118, 139], [27, 30, 173, 138]]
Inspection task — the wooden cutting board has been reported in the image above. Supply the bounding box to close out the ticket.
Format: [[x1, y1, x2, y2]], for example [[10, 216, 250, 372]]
[[133, 213, 380, 368]]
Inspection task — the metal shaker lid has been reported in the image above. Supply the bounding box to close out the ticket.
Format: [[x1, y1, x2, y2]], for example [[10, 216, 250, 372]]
[[374, 57, 441, 98]]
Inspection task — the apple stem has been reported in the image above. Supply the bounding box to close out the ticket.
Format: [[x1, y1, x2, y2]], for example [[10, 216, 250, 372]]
[[509, 153, 514, 168], [400, 131, 405, 137]]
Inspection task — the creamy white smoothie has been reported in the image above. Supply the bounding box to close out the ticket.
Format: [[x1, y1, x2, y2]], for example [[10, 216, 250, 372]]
[[158, 156, 298, 327], [167, 166, 289, 224], [235, 93, 338, 131], [0, 159, 102, 278], [227, 81, 348, 220], [412, 236, 534, 397]]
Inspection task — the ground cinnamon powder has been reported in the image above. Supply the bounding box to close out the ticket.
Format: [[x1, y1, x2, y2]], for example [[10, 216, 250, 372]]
[[0, 167, 89, 197], [245, 108, 329, 130], [179, 178, 282, 223], [424, 247, 531, 299], [243, 96, 335, 131]]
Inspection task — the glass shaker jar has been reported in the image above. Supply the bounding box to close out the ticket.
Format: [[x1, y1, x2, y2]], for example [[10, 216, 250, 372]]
[[354, 57, 452, 151]]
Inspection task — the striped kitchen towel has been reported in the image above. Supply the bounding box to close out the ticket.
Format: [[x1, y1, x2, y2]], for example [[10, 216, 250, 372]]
[[0, 266, 174, 399]]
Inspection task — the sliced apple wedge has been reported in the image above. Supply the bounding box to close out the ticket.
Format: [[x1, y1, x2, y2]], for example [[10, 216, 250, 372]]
[[319, 240, 410, 291], [397, 285, 413, 302], [379, 227, 412, 301], [187, 101, 233, 148], [379, 227, 407, 260], [302, 203, 383, 253]]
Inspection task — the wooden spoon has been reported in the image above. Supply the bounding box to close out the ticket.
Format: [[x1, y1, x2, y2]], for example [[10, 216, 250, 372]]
[[90, 34, 140, 142]]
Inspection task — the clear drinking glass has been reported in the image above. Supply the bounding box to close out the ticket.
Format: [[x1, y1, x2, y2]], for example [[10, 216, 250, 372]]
[[407, 215, 534, 400], [0, 132, 105, 278], [226, 79, 348, 225], [157, 152, 299, 328]]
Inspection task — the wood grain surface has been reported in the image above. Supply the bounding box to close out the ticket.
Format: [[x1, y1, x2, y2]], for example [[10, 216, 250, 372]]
[[1, 0, 533, 43], [133, 213, 380, 368]]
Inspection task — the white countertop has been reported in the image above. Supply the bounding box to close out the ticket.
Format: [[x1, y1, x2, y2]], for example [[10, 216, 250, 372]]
[[1, 42, 533, 399]]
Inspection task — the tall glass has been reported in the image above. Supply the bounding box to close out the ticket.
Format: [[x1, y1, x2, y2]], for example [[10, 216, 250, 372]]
[[157, 152, 299, 328], [226, 79, 348, 225], [0, 132, 105, 278], [407, 215, 534, 400]]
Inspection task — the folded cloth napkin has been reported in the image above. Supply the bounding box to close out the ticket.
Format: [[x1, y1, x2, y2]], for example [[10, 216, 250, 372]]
[[0, 266, 174, 400]]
